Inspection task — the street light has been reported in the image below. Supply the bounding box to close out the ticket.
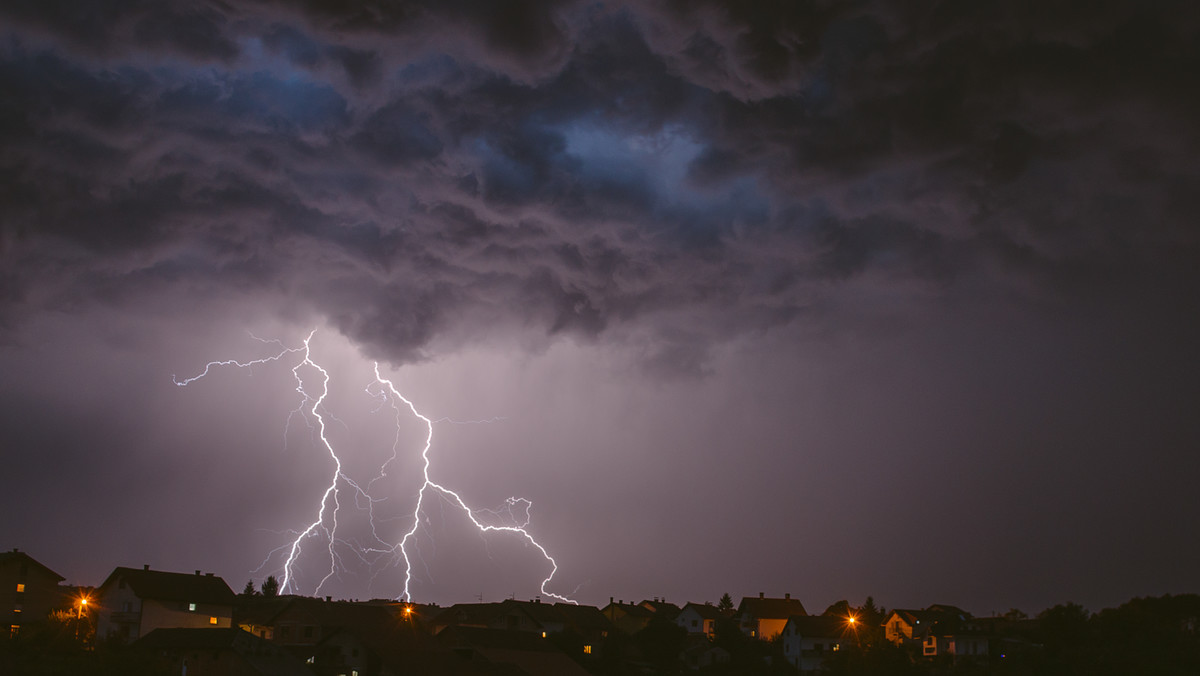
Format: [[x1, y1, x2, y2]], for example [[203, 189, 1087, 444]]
[[77, 596, 89, 619]]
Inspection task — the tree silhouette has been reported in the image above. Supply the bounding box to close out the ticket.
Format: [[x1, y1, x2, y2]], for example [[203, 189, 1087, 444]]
[[261, 575, 280, 597], [241, 579, 257, 596], [717, 592, 734, 613]]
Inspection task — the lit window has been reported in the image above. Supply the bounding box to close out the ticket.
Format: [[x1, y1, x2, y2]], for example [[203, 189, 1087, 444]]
[[188, 603, 197, 612], [14, 584, 24, 593], [306, 656, 315, 664], [541, 631, 547, 638], [209, 616, 218, 625], [583, 645, 592, 654], [9, 625, 18, 638]]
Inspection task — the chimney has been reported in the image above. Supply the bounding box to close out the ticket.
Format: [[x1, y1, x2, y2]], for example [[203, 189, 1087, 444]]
[[785, 593, 790, 600], [144, 564, 150, 571], [759, 592, 764, 599], [325, 596, 332, 603], [195, 570, 201, 576], [610, 597, 614, 605]]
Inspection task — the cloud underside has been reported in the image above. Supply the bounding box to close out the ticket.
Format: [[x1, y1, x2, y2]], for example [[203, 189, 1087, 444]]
[[2, 0, 1198, 372]]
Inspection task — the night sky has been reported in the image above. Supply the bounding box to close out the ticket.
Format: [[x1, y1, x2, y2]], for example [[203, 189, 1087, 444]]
[[2, 1, 1199, 616]]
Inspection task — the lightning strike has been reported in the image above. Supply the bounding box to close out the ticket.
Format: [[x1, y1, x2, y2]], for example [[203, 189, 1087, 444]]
[[174, 331, 574, 604]]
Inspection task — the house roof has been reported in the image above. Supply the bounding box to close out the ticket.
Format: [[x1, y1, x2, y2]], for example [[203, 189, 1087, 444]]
[[502, 599, 564, 625], [737, 596, 808, 620], [265, 596, 410, 634], [680, 603, 727, 621], [784, 615, 844, 638], [552, 602, 615, 635], [601, 602, 655, 619], [433, 602, 543, 631], [99, 567, 235, 605], [0, 549, 65, 582], [639, 599, 682, 618], [436, 626, 592, 676], [926, 604, 970, 619]]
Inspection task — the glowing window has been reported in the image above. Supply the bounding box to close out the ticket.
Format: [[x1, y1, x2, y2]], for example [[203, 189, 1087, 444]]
[[209, 616, 218, 625], [188, 603, 197, 612], [14, 584, 24, 593], [541, 631, 547, 638], [9, 625, 18, 638], [583, 645, 592, 655]]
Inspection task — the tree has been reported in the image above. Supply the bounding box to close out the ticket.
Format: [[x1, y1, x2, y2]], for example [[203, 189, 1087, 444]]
[[241, 579, 257, 596], [717, 592, 734, 613], [261, 575, 280, 597], [1004, 607, 1028, 621]]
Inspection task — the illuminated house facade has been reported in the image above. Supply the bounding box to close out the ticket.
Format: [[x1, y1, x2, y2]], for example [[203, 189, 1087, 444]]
[[95, 565, 235, 642], [675, 602, 725, 638], [0, 549, 65, 638], [737, 593, 808, 640], [884, 604, 971, 645]]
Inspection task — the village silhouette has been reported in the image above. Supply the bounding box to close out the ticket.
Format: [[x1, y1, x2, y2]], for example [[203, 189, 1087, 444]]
[[3, 547, 1198, 675]]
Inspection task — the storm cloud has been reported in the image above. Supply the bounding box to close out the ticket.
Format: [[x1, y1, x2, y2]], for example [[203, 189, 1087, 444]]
[[2, 1, 1198, 611]]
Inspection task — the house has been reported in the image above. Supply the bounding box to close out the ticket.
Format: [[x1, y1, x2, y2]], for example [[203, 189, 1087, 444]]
[[922, 629, 990, 661], [675, 602, 726, 639], [136, 627, 315, 676], [551, 602, 614, 658], [920, 611, 989, 662], [95, 565, 235, 642], [0, 548, 65, 639], [737, 593, 808, 640], [680, 637, 731, 670], [601, 599, 656, 634], [436, 625, 592, 676], [780, 615, 845, 673], [430, 601, 544, 635], [883, 605, 971, 646], [639, 598, 682, 620], [257, 597, 407, 650]]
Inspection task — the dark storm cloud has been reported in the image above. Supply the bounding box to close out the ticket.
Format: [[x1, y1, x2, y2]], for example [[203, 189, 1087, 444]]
[[2, 0, 1199, 373]]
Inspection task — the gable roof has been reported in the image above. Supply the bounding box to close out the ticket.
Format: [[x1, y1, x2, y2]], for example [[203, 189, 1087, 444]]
[[784, 615, 845, 638], [601, 601, 655, 619], [552, 603, 614, 635], [99, 566, 235, 605], [502, 599, 564, 625], [738, 595, 808, 620], [639, 599, 682, 618], [0, 549, 65, 582], [680, 603, 727, 621], [433, 602, 543, 631]]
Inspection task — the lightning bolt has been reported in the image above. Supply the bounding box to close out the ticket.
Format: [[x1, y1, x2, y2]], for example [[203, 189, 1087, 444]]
[[173, 331, 573, 603]]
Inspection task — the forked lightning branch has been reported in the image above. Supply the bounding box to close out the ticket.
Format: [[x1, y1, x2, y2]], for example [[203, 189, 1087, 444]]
[[173, 331, 573, 603]]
